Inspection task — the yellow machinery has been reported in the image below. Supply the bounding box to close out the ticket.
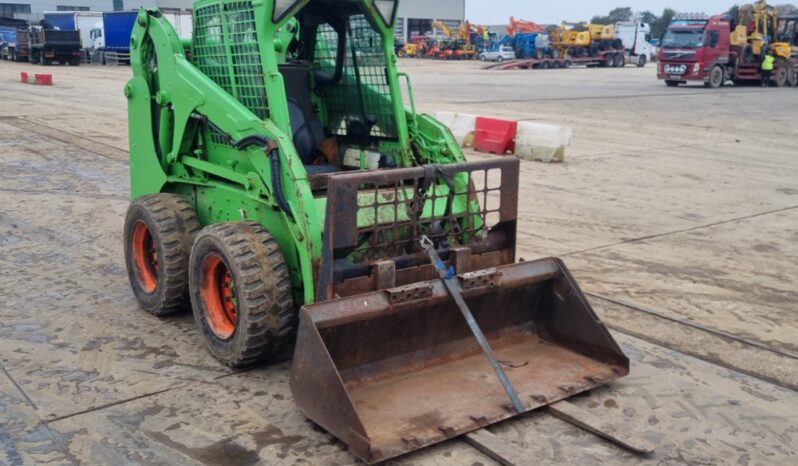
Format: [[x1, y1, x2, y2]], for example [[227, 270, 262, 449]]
[[732, 0, 790, 58], [777, 15, 798, 56], [551, 22, 621, 58], [398, 42, 420, 57]]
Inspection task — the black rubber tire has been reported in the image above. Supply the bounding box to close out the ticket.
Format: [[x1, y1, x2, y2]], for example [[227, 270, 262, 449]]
[[551, 60, 561, 69], [124, 194, 201, 317], [497, 56, 504, 63], [539, 60, 549, 69], [615, 53, 625, 67], [189, 222, 295, 368], [789, 70, 798, 88], [562, 59, 572, 68], [665, 80, 680, 87], [772, 67, 788, 88], [612, 38, 624, 50], [637, 55, 647, 68], [705, 65, 724, 88]]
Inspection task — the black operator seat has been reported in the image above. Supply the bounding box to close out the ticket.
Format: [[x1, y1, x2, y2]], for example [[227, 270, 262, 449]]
[[279, 62, 327, 166]]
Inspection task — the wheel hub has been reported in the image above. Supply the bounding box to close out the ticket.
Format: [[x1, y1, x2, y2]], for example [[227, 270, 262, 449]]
[[132, 221, 159, 293], [201, 254, 238, 340]]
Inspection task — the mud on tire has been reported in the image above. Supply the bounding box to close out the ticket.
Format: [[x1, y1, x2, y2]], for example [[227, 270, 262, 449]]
[[124, 194, 201, 316], [189, 221, 295, 368]]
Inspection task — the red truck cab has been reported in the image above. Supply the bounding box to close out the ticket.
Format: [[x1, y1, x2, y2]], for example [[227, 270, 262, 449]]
[[658, 15, 731, 88]]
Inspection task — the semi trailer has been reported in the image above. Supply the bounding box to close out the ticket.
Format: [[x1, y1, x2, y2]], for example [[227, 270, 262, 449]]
[[90, 11, 138, 64]]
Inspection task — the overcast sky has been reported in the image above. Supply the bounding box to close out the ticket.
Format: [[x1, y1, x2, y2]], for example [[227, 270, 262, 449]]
[[465, 1, 733, 24]]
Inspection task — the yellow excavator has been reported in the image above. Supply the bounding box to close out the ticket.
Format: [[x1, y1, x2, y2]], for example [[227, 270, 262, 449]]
[[551, 22, 623, 58], [732, 0, 793, 59]]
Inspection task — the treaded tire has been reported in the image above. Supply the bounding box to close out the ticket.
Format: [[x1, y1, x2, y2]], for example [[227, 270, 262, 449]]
[[124, 194, 200, 316], [189, 221, 295, 368]]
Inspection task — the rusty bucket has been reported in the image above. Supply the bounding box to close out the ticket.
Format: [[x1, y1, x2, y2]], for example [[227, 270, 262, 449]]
[[290, 257, 629, 464]]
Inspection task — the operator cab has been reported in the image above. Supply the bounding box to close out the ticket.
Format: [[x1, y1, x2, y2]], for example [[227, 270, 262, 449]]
[[276, 0, 402, 177]]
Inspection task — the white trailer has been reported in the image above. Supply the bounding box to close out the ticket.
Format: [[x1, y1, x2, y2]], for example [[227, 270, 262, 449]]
[[162, 11, 193, 39], [615, 21, 656, 67]]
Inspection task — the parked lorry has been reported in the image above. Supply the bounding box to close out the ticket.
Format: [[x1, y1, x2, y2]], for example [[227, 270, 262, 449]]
[[658, 7, 798, 88], [43, 11, 102, 51], [616, 21, 656, 67], [0, 26, 29, 61], [28, 26, 81, 65]]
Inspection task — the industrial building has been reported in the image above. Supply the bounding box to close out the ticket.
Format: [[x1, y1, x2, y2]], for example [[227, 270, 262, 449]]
[[1, 0, 464, 39], [395, 0, 466, 42], [0, 0, 192, 21]]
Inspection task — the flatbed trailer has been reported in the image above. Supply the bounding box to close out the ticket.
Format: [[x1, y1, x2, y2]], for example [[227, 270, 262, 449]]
[[486, 50, 627, 70]]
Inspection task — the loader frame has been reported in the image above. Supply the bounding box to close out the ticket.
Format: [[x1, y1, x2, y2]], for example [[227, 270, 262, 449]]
[[127, 1, 470, 307]]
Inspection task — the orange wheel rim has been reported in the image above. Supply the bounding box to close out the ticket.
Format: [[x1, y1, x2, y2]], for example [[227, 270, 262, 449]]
[[132, 221, 158, 294], [201, 254, 238, 340]]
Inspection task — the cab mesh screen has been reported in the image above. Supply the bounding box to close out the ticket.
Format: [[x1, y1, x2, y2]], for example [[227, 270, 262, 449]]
[[192, 1, 269, 122], [314, 15, 397, 139]]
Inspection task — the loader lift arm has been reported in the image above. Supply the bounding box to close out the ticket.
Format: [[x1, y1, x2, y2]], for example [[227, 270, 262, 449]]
[[127, 9, 322, 304]]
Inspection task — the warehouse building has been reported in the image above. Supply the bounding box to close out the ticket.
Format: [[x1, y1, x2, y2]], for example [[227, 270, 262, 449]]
[[0, 0, 191, 21], [395, 0, 466, 42], [2, 0, 465, 37]]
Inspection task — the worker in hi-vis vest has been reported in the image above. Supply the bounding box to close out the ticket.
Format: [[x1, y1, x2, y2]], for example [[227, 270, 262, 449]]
[[761, 50, 775, 87]]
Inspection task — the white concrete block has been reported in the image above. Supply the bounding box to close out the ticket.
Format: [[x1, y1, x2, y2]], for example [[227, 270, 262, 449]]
[[515, 122, 572, 163], [436, 111, 478, 147]]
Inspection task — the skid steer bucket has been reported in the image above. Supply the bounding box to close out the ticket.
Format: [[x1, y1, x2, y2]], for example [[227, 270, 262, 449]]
[[291, 159, 628, 463], [291, 258, 629, 463]]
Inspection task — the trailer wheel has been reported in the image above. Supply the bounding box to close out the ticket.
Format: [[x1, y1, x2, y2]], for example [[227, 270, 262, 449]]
[[189, 222, 295, 367], [705, 65, 724, 89], [637, 55, 647, 68], [551, 60, 561, 69], [562, 59, 572, 68], [772, 67, 788, 87], [539, 60, 550, 69], [124, 194, 201, 317], [789, 70, 798, 87]]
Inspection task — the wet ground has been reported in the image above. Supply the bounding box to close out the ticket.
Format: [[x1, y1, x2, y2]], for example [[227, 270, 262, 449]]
[[0, 59, 796, 465]]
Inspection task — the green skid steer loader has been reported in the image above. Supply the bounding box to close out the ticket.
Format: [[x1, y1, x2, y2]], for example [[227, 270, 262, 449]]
[[123, 0, 629, 463]]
